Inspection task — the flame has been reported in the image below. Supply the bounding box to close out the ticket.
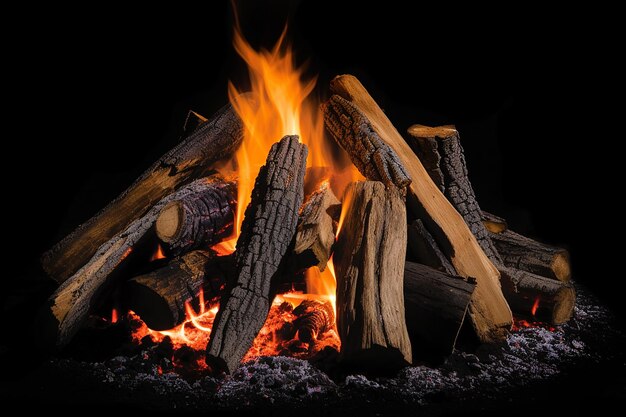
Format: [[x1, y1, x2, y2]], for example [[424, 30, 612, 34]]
[[111, 308, 118, 324], [531, 296, 540, 316], [150, 244, 166, 261]]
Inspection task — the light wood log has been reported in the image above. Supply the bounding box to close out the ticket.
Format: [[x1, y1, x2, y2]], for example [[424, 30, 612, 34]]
[[333, 181, 412, 369], [323, 76, 512, 342], [482, 211, 508, 234]]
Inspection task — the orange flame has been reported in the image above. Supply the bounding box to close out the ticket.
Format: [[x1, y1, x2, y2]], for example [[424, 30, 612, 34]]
[[531, 296, 541, 316], [150, 244, 166, 261], [111, 308, 118, 324]]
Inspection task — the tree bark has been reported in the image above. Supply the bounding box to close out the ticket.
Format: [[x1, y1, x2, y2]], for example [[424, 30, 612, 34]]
[[206, 135, 307, 374], [42, 101, 244, 284], [125, 250, 226, 330], [407, 219, 456, 276], [155, 181, 236, 256], [323, 75, 511, 343], [40, 177, 226, 348], [293, 182, 340, 272], [404, 261, 476, 360], [333, 181, 412, 369], [500, 267, 575, 325], [491, 229, 571, 282]]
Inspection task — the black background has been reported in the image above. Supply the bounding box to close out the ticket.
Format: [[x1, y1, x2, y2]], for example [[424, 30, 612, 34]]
[[4, 1, 621, 316]]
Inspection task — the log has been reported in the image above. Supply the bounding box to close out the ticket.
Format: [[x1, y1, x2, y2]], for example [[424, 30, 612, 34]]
[[155, 181, 236, 256], [293, 300, 335, 344], [407, 219, 456, 276], [293, 182, 340, 271], [406, 124, 502, 264], [323, 75, 512, 343], [333, 181, 412, 369], [42, 101, 244, 284], [403, 261, 476, 359], [125, 250, 224, 330], [206, 135, 307, 374], [40, 177, 227, 348], [499, 267, 575, 325], [491, 229, 571, 282], [482, 211, 508, 234]]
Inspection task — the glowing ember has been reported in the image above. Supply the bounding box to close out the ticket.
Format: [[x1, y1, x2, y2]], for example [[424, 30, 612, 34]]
[[531, 296, 541, 316], [150, 244, 166, 261], [512, 318, 556, 332], [111, 308, 118, 324]]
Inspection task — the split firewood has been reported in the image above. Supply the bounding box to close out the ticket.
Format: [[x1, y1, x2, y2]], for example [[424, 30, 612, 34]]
[[490, 229, 571, 282], [407, 219, 456, 276], [41, 177, 228, 348], [293, 300, 335, 344], [333, 181, 412, 369], [403, 261, 476, 359], [293, 182, 340, 272], [42, 101, 245, 284], [499, 267, 575, 325], [323, 75, 512, 343], [482, 211, 508, 234], [407, 124, 574, 322], [155, 181, 236, 256], [125, 250, 227, 330], [206, 135, 307, 374]]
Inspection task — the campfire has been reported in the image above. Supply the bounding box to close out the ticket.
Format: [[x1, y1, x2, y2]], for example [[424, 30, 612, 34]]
[[39, 23, 575, 380]]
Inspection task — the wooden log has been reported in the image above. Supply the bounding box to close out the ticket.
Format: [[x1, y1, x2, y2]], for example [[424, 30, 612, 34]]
[[403, 261, 476, 359], [125, 250, 224, 330], [293, 300, 335, 344], [206, 135, 307, 374], [293, 182, 340, 271], [499, 267, 575, 325], [333, 181, 412, 369], [491, 229, 571, 282], [40, 177, 226, 348], [406, 124, 502, 264], [323, 75, 512, 343], [42, 101, 244, 284], [155, 181, 236, 256], [407, 219, 456, 276], [482, 211, 508, 234]]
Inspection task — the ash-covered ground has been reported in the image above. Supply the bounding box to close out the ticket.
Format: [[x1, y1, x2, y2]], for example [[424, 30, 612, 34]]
[[3, 284, 625, 416]]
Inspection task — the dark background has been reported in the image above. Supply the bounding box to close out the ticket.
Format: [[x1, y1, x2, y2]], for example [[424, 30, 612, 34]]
[[3, 1, 621, 316]]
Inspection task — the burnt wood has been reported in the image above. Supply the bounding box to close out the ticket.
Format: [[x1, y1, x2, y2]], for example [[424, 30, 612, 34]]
[[205, 135, 307, 374], [407, 219, 456, 276]]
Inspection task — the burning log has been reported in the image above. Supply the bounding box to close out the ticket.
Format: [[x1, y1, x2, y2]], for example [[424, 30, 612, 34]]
[[206, 135, 307, 374], [482, 211, 508, 234], [407, 219, 456, 276], [500, 268, 575, 324], [293, 183, 340, 271], [155, 181, 236, 256], [42, 101, 244, 284], [490, 229, 571, 282], [323, 75, 512, 343], [403, 261, 476, 359], [406, 124, 575, 322], [406, 124, 502, 263], [125, 250, 226, 330], [333, 181, 412, 369], [41, 177, 228, 348], [293, 300, 335, 344]]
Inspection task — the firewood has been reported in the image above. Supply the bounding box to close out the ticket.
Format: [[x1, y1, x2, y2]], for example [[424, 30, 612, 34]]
[[491, 229, 571, 282], [407, 219, 456, 276], [206, 135, 307, 374], [41, 177, 227, 348], [333, 181, 412, 369], [482, 211, 508, 234], [406, 124, 502, 264], [403, 261, 476, 359], [323, 75, 512, 343], [125, 250, 226, 330], [293, 300, 335, 344], [293, 182, 340, 271], [499, 267, 575, 325], [42, 101, 244, 284], [155, 181, 236, 256]]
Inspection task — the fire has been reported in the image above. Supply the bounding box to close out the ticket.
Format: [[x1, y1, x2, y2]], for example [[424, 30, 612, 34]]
[[531, 296, 540, 316], [111, 308, 118, 324], [150, 244, 166, 261]]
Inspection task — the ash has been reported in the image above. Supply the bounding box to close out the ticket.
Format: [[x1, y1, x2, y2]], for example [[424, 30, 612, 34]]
[[41, 284, 625, 412]]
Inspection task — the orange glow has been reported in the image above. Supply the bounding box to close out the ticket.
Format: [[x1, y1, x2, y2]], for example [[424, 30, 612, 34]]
[[531, 297, 541, 316], [111, 308, 118, 324], [304, 259, 338, 316], [150, 244, 166, 261]]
